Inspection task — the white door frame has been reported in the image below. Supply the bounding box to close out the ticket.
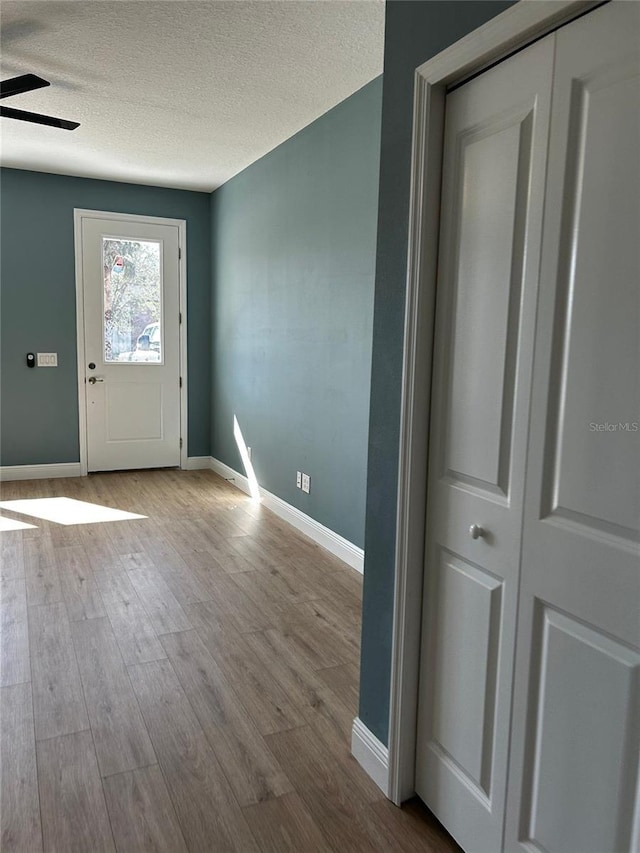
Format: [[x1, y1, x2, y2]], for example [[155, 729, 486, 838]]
[[387, 0, 600, 805], [73, 208, 188, 476]]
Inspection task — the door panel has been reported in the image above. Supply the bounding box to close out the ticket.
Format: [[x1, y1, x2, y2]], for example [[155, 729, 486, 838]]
[[540, 70, 640, 537], [79, 215, 181, 472], [105, 382, 164, 441], [504, 3, 640, 851], [415, 35, 555, 853], [443, 120, 529, 496], [430, 551, 502, 797], [521, 606, 639, 853]]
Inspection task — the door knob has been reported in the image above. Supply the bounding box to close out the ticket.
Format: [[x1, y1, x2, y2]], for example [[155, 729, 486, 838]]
[[88, 376, 104, 384], [469, 524, 485, 540]]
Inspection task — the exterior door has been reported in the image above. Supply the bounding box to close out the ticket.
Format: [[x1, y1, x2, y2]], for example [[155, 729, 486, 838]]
[[414, 36, 554, 853], [78, 213, 182, 472], [504, 4, 640, 852]]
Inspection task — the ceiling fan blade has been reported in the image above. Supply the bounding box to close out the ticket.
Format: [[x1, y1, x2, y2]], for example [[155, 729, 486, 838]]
[[0, 74, 50, 100], [0, 105, 79, 130]]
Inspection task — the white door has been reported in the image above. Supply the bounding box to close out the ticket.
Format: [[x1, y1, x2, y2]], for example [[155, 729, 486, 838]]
[[78, 213, 182, 472], [416, 3, 640, 852], [504, 4, 640, 852], [414, 35, 554, 853]]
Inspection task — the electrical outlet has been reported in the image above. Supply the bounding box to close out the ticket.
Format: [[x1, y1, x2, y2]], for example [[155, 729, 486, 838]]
[[296, 471, 302, 489], [301, 473, 310, 494], [247, 446, 252, 460]]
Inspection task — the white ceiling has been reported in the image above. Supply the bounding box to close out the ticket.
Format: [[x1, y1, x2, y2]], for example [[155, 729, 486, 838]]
[[0, 1, 384, 191]]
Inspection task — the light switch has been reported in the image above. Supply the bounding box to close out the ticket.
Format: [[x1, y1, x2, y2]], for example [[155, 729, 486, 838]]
[[37, 353, 58, 367]]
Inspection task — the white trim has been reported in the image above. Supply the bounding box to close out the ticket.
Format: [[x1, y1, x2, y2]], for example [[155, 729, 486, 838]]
[[209, 456, 364, 573], [72, 209, 188, 475], [185, 456, 212, 470], [73, 210, 88, 476], [0, 463, 82, 482], [177, 224, 188, 471], [351, 717, 389, 796], [388, 0, 595, 806]]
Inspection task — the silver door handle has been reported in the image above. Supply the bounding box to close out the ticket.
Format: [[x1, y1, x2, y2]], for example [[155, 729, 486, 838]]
[[469, 524, 485, 540], [88, 376, 104, 384]]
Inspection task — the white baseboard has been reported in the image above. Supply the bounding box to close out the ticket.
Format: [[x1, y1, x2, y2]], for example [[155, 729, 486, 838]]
[[351, 717, 389, 796], [209, 456, 364, 573], [185, 456, 213, 470], [0, 462, 83, 482]]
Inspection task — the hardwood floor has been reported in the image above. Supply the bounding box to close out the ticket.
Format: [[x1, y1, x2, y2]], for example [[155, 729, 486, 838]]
[[0, 469, 460, 852]]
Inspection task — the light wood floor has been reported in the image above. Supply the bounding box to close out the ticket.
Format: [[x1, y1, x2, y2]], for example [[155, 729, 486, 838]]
[[0, 469, 460, 853]]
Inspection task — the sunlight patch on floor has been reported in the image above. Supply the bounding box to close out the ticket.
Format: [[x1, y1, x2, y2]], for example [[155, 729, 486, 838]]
[[0, 516, 37, 531], [0, 497, 147, 526]]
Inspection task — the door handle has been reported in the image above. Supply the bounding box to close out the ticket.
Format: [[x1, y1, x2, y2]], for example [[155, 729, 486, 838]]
[[88, 376, 104, 384], [469, 524, 486, 540]]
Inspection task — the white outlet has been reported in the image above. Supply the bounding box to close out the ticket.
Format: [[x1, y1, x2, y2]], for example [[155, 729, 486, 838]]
[[37, 352, 58, 367], [296, 471, 302, 489], [301, 473, 310, 494], [247, 446, 252, 460]]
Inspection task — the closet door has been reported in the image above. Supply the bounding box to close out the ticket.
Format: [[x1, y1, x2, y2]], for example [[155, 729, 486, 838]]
[[414, 36, 554, 853], [504, 4, 640, 852]]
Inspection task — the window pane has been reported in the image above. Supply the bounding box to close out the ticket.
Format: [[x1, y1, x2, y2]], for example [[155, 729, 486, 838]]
[[103, 238, 162, 363]]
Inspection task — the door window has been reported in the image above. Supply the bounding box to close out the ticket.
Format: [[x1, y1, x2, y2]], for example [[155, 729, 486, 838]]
[[102, 237, 162, 363]]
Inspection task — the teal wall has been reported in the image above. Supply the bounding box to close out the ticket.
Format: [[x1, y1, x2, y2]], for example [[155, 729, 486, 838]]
[[360, 1, 515, 745], [0, 168, 211, 465], [210, 78, 382, 548]]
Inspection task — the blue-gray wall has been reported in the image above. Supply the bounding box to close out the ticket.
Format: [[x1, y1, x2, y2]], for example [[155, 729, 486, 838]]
[[0, 168, 211, 465], [210, 78, 383, 549], [359, 1, 515, 745]]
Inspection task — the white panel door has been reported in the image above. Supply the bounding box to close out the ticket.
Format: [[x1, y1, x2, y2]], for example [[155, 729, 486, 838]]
[[504, 4, 640, 851], [80, 215, 181, 471], [415, 36, 554, 853]]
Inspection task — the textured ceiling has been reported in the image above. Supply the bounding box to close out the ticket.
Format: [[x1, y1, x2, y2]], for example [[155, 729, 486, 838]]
[[0, 1, 384, 191]]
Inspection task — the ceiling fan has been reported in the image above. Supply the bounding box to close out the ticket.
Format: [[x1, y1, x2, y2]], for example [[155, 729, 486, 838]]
[[0, 73, 79, 130]]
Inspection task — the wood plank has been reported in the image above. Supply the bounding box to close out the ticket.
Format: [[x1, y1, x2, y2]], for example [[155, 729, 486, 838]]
[[128, 658, 259, 852], [154, 560, 216, 609], [243, 628, 354, 745], [266, 720, 383, 806], [232, 561, 323, 609], [56, 544, 106, 622], [277, 607, 356, 671], [71, 617, 156, 777], [29, 602, 89, 741], [317, 662, 361, 714], [188, 572, 276, 634], [0, 577, 30, 686], [37, 730, 115, 852], [0, 532, 24, 581], [24, 536, 62, 607], [187, 606, 305, 735], [127, 567, 192, 635], [297, 596, 361, 650], [102, 764, 188, 853], [242, 792, 332, 853], [265, 726, 384, 853], [94, 571, 166, 665], [364, 798, 463, 853], [80, 535, 125, 574], [160, 629, 292, 806], [0, 682, 43, 852], [105, 520, 149, 557]]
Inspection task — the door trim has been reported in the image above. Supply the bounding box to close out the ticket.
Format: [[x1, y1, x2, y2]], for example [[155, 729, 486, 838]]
[[73, 208, 188, 476], [387, 0, 599, 805]]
